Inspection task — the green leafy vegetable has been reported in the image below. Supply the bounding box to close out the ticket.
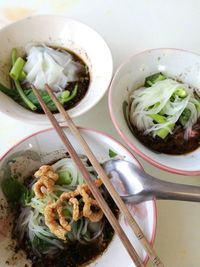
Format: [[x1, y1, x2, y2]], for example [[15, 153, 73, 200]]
[[0, 82, 20, 101], [144, 72, 166, 87], [109, 149, 118, 158], [15, 81, 37, 111], [24, 89, 58, 112], [25, 84, 78, 112], [1, 177, 25, 202], [179, 108, 192, 126]]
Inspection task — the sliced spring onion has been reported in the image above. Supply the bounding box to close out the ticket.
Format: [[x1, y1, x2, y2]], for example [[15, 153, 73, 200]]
[[11, 48, 17, 65], [19, 70, 27, 81], [175, 87, 187, 98], [10, 57, 26, 81], [10, 48, 37, 111], [179, 108, 192, 126], [144, 72, 166, 87], [59, 84, 78, 105], [60, 90, 70, 101], [155, 123, 175, 139], [11, 48, 27, 81], [148, 114, 166, 124], [56, 170, 72, 185]]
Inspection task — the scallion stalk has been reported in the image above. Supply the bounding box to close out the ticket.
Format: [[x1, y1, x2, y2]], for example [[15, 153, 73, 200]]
[[14, 80, 37, 111], [10, 48, 36, 111], [10, 57, 26, 81]]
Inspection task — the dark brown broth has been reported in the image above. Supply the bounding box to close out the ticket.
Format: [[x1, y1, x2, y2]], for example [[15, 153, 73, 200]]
[[130, 119, 200, 155]]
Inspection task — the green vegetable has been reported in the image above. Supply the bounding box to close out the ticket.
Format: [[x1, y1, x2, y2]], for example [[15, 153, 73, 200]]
[[11, 48, 26, 81], [19, 70, 27, 81], [1, 177, 25, 202], [60, 84, 78, 104], [191, 99, 200, 113], [56, 170, 72, 185], [148, 114, 166, 124], [24, 89, 58, 112], [0, 82, 20, 101], [109, 149, 118, 158], [25, 84, 78, 112], [60, 90, 70, 101], [14, 81, 37, 111], [9, 57, 26, 81], [9, 48, 37, 111], [144, 73, 166, 87], [11, 48, 17, 65], [156, 123, 175, 139], [179, 108, 192, 126], [148, 102, 160, 110], [175, 87, 187, 98]]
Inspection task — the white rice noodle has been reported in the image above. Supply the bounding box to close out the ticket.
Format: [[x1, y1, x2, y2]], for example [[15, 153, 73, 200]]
[[24, 45, 84, 92], [129, 78, 200, 137]]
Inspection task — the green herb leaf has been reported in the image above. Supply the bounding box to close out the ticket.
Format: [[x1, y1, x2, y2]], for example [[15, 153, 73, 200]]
[[109, 149, 118, 158], [24, 89, 58, 112], [1, 177, 25, 202]]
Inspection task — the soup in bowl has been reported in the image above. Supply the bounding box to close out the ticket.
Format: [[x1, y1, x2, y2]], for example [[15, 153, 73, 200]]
[[0, 15, 113, 124], [109, 48, 200, 175], [0, 128, 156, 267]]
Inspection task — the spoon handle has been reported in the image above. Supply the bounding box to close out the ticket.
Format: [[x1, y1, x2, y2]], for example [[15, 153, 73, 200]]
[[152, 179, 200, 202]]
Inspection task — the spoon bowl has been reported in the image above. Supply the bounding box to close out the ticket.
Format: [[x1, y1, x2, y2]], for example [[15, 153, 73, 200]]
[[103, 159, 200, 203]]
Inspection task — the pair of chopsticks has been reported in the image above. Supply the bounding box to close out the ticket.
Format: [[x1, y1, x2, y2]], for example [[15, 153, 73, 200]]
[[32, 84, 164, 267]]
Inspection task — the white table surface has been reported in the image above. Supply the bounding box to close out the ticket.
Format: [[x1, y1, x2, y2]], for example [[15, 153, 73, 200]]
[[0, 1, 200, 266]]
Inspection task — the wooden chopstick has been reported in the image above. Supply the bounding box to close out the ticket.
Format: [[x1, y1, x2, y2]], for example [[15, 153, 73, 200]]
[[31, 84, 144, 267], [44, 84, 164, 267]]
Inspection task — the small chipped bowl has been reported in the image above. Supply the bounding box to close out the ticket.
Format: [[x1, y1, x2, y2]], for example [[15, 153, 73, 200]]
[[0, 15, 113, 124], [109, 48, 200, 175], [0, 127, 156, 267]]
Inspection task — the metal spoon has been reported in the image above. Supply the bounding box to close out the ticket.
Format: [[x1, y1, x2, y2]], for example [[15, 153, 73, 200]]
[[103, 159, 200, 203]]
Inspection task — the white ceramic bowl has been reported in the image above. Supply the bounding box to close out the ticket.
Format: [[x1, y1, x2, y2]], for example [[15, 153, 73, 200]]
[[0, 15, 113, 124], [109, 48, 200, 175], [0, 127, 156, 267]]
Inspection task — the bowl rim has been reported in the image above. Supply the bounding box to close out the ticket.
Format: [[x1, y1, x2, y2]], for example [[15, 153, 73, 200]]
[[0, 14, 113, 123], [0, 126, 157, 266], [108, 47, 200, 176]]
